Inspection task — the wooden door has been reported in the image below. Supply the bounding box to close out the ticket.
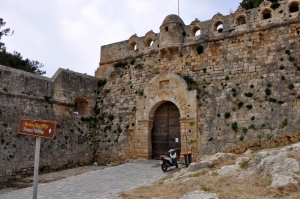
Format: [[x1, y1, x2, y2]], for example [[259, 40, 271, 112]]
[[152, 102, 180, 159]]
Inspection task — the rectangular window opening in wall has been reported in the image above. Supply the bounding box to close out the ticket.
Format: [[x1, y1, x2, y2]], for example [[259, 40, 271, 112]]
[[132, 123, 135, 126]]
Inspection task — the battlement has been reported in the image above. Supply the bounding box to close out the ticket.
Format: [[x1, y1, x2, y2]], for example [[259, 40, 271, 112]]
[[96, 0, 300, 78]]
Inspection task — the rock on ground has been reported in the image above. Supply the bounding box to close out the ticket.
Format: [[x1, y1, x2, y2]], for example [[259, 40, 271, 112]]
[[271, 173, 299, 187], [181, 190, 218, 199]]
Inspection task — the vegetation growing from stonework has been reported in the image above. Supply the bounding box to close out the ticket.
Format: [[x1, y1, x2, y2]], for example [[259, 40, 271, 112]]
[[240, 0, 279, 10], [98, 79, 107, 87], [240, 0, 263, 10], [183, 75, 198, 91], [113, 61, 128, 68], [270, 2, 280, 10], [0, 18, 46, 75]]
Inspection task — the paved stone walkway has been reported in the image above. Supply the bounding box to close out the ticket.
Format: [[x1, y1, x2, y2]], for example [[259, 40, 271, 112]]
[[0, 160, 180, 199]]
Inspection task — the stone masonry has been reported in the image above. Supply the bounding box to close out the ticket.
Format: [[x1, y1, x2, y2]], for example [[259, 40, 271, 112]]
[[1, 0, 300, 184]]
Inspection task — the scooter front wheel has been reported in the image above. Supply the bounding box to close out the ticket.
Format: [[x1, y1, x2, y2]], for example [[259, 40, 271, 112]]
[[161, 161, 168, 172]]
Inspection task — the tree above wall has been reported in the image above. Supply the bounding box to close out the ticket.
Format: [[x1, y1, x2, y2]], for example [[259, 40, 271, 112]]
[[0, 18, 46, 75], [240, 0, 264, 10]]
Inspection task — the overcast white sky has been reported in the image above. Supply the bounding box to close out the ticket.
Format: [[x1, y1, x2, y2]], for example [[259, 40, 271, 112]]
[[1, 0, 242, 78]]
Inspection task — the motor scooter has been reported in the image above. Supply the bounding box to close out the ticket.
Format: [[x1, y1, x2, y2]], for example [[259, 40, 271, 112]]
[[160, 148, 178, 172]]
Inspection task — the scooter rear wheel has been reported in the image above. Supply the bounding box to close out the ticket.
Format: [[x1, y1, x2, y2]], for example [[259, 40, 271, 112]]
[[161, 161, 169, 172]]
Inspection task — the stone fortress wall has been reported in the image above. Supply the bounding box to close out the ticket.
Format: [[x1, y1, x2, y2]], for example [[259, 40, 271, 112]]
[[1, 0, 300, 183], [95, 0, 300, 159], [0, 65, 99, 183]]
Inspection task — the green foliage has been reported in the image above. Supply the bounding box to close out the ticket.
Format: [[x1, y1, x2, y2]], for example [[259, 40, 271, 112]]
[[208, 137, 213, 141], [288, 84, 295, 90], [249, 124, 255, 130], [281, 76, 286, 80], [104, 125, 111, 133], [242, 127, 248, 134], [98, 79, 107, 87], [138, 89, 144, 96], [282, 118, 288, 127], [130, 59, 136, 65], [270, 2, 280, 10], [0, 19, 46, 75], [108, 115, 114, 121], [278, 101, 284, 104], [231, 88, 237, 92], [135, 64, 143, 69], [224, 112, 231, 119], [288, 56, 295, 62], [279, 65, 285, 70], [239, 135, 244, 141], [250, 85, 254, 88], [269, 98, 277, 103], [225, 76, 229, 80], [132, 106, 136, 112], [232, 122, 238, 132], [93, 103, 100, 115], [238, 102, 244, 109], [251, 116, 255, 121], [196, 45, 204, 55], [244, 92, 253, 97], [182, 31, 186, 36], [265, 88, 271, 96], [240, 0, 263, 10], [44, 96, 51, 101], [246, 104, 253, 110], [285, 50, 291, 55], [117, 126, 122, 134], [0, 51, 46, 75], [113, 61, 128, 68], [183, 76, 198, 91], [136, 54, 144, 59]]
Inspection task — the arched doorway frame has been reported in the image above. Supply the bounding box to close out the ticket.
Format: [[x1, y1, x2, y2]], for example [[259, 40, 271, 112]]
[[133, 73, 199, 160]]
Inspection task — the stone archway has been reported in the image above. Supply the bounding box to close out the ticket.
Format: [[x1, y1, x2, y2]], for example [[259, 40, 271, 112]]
[[152, 101, 181, 159], [133, 73, 199, 160]]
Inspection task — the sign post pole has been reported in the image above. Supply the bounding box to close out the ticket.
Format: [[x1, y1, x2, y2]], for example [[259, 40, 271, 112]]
[[32, 137, 41, 199], [18, 118, 56, 199]]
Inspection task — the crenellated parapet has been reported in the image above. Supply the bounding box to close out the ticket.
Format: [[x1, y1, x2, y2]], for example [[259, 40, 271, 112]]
[[96, 0, 300, 79]]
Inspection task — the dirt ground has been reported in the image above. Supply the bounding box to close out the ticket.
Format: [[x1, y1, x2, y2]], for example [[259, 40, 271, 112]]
[[0, 164, 107, 195]]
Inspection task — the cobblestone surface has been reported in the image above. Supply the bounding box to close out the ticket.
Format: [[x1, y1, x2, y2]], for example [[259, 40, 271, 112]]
[[0, 160, 180, 199]]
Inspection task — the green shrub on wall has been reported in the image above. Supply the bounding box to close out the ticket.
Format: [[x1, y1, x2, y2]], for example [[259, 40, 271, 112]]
[[98, 79, 107, 87], [232, 122, 238, 132], [246, 104, 253, 110], [270, 2, 280, 10], [265, 88, 271, 96], [288, 84, 295, 90], [225, 112, 231, 119]]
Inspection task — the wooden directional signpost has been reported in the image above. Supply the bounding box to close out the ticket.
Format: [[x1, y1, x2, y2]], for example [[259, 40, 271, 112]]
[[18, 119, 56, 199]]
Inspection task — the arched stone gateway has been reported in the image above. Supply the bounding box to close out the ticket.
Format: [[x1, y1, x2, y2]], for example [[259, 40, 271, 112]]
[[133, 73, 199, 160], [152, 101, 181, 159]]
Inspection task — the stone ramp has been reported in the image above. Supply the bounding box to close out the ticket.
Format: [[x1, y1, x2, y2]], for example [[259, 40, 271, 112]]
[[0, 160, 173, 199]]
